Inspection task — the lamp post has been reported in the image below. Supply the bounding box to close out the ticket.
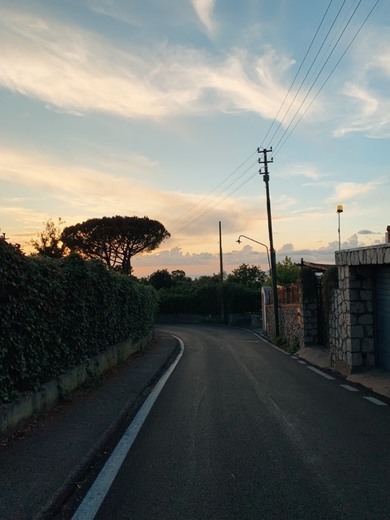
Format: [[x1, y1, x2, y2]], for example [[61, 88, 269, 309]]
[[337, 205, 343, 250], [236, 234, 271, 272]]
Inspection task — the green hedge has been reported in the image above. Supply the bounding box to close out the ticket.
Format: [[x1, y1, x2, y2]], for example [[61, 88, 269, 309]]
[[157, 281, 260, 315], [0, 240, 157, 402]]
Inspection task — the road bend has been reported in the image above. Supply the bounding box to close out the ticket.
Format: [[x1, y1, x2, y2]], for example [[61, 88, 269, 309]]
[[90, 324, 390, 519]]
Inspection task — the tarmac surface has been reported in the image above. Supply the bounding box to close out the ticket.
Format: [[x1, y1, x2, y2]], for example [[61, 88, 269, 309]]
[[0, 331, 180, 520], [296, 345, 390, 400], [0, 326, 389, 519]]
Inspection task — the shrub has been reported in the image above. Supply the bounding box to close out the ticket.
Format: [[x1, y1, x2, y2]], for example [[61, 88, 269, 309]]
[[0, 239, 157, 402]]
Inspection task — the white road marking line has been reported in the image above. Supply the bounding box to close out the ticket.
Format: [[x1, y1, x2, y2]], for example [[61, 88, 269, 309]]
[[249, 331, 289, 354], [270, 344, 290, 355], [71, 336, 185, 520], [340, 384, 359, 392], [297, 360, 307, 364], [363, 396, 388, 406], [307, 366, 335, 380]]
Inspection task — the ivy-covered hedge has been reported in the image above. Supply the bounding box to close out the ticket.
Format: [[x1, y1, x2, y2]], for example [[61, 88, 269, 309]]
[[0, 239, 157, 402]]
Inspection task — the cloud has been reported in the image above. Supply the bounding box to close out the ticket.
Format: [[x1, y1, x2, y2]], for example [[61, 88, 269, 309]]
[[0, 145, 267, 252], [357, 229, 381, 235], [0, 8, 297, 122], [132, 233, 376, 278], [288, 164, 322, 180], [333, 84, 390, 138], [333, 30, 390, 139], [191, 0, 216, 35], [326, 179, 386, 204]]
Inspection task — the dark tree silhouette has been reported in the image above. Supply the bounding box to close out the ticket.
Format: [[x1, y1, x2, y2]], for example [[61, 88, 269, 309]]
[[31, 217, 66, 258], [61, 215, 170, 274]]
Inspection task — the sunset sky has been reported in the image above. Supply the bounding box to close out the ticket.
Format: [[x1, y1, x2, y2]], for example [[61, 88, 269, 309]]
[[1, 0, 388, 278]]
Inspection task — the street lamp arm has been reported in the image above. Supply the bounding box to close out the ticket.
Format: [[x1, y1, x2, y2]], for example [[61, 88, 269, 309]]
[[236, 235, 271, 272]]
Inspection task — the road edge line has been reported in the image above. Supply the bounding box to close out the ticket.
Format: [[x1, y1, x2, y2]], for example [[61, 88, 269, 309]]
[[71, 336, 184, 520]]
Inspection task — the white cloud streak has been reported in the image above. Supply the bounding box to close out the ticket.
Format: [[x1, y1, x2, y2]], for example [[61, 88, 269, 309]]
[[333, 29, 390, 138], [191, 0, 216, 35], [327, 179, 386, 204], [0, 8, 294, 122]]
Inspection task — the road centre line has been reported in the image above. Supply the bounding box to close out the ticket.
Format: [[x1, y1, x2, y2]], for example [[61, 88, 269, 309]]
[[363, 396, 388, 406], [306, 366, 335, 380], [340, 384, 359, 392], [71, 336, 185, 520]]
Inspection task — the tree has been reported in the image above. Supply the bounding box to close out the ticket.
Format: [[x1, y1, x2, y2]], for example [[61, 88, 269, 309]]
[[31, 217, 66, 258], [227, 263, 266, 289], [264, 256, 300, 286], [61, 216, 170, 274], [276, 256, 300, 285], [171, 269, 192, 283], [148, 269, 173, 290]]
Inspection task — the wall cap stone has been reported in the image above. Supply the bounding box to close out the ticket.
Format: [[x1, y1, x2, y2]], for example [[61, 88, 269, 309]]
[[336, 244, 390, 266]]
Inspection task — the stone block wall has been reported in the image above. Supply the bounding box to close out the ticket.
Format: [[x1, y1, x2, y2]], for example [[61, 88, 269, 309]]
[[329, 244, 390, 375], [301, 302, 318, 347], [263, 301, 301, 344], [329, 269, 375, 375], [279, 303, 302, 345]]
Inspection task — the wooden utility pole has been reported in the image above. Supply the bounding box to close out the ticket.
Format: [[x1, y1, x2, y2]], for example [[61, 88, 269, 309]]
[[219, 221, 225, 323], [258, 147, 279, 337]]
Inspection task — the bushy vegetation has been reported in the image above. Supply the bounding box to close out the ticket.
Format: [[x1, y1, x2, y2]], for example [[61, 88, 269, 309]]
[[144, 267, 263, 316], [0, 238, 157, 402]]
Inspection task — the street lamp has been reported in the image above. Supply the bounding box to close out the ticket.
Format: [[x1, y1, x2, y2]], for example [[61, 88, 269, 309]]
[[236, 234, 271, 272], [337, 205, 343, 250]]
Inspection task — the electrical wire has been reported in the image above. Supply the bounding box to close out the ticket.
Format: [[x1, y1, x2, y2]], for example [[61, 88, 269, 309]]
[[170, 159, 259, 235], [274, 0, 381, 156], [273, 0, 362, 153], [264, 0, 339, 149], [165, 0, 380, 237]]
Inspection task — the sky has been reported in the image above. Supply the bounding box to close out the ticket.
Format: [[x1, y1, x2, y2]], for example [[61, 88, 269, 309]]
[[1, 0, 389, 278]]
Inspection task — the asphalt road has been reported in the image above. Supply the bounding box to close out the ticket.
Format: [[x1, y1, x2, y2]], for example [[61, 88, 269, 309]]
[[87, 325, 390, 519]]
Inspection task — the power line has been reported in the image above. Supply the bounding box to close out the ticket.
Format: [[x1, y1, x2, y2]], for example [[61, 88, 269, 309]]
[[263, 0, 338, 149], [273, 0, 362, 152], [168, 150, 257, 231], [165, 0, 380, 237], [168, 3, 338, 235], [170, 160, 259, 235], [274, 0, 381, 156]]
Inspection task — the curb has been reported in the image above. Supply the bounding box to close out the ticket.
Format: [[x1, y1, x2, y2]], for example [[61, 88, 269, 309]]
[[35, 336, 181, 520], [0, 335, 152, 440]]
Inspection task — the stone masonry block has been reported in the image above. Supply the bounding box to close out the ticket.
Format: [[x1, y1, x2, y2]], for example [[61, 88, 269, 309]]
[[351, 325, 364, 338], [350, 301, 366, 314], [360, 290, 372, 301], [350, 338, 361, 353], [361, 338, 374, 353], [358, 314, 373, 326], [364, 326, 374, 338], [351, 353, 363, 366]]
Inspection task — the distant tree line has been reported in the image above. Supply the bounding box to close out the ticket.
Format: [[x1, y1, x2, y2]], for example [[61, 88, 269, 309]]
[[138, 258, 299, 316]]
